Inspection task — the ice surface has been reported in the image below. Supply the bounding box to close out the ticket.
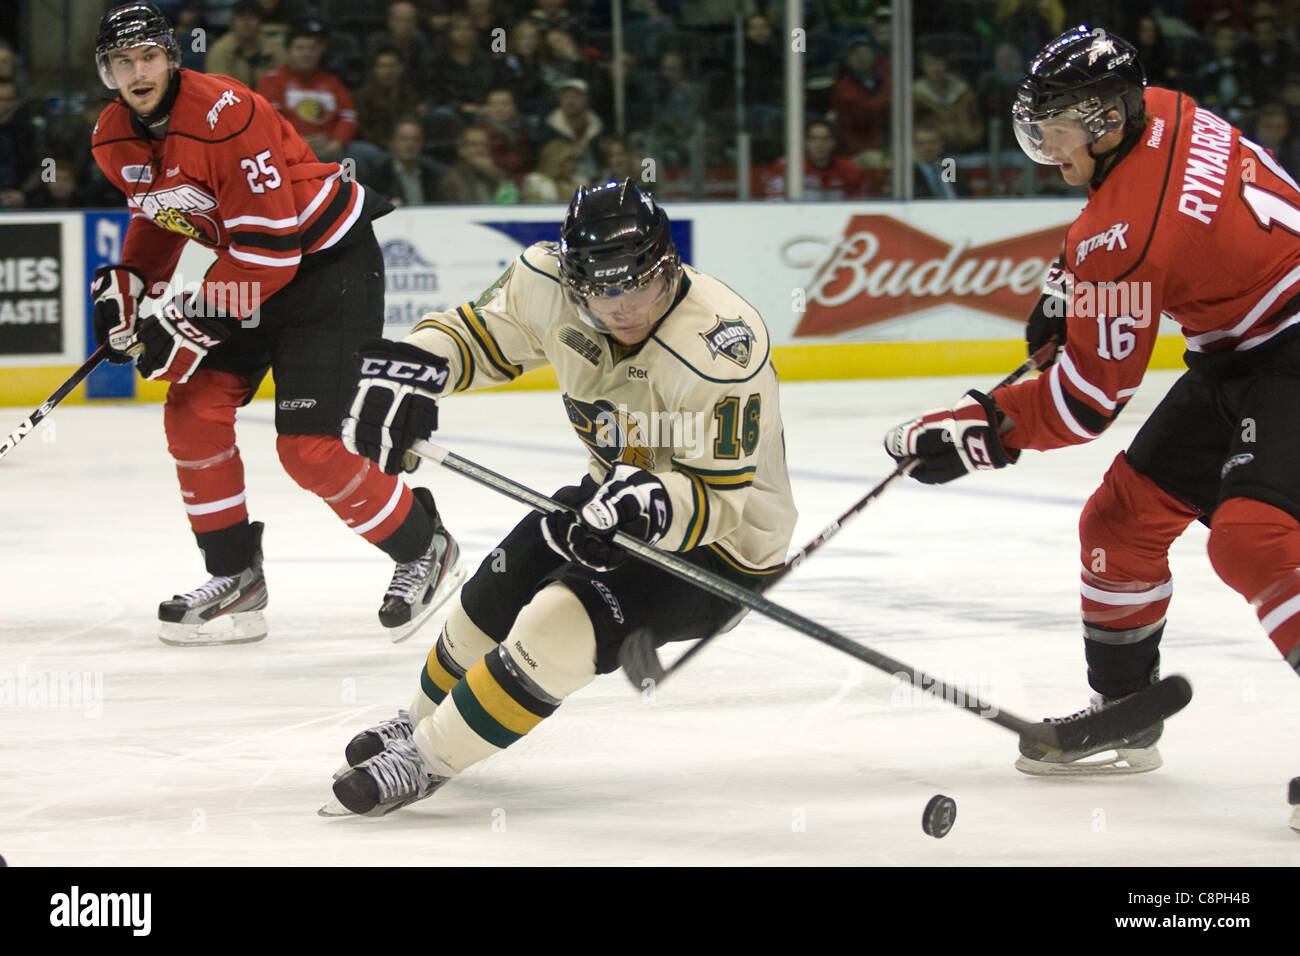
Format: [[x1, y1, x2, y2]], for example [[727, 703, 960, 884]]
[[1, 371, 1296, 865]]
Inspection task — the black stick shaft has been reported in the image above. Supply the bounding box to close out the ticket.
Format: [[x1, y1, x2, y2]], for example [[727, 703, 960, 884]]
[[0, 345, 109, 462], [411, 438, 1039, 737]]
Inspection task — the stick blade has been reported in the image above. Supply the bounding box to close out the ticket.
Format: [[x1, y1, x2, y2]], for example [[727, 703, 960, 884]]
[[617, 627, 666, 689], [1036, 675, 1194, 754]]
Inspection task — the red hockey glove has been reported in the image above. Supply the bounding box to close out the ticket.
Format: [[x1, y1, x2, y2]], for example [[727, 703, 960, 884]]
[[90, 265, 146, 364], [884, 390, 1019, 485], [134, 296, 229, 384]]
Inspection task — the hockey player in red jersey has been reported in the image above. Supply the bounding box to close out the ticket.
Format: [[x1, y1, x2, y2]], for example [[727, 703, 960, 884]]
[[884, 25, 1300, 828], [88, 2, 463, 646]]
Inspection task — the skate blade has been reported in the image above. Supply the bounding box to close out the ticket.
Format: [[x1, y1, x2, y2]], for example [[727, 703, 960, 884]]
[[387, 561, 467, 644], [159, 610, 268, 646], [1015, 746, 1162, 776], [318, 793, 354, 817]]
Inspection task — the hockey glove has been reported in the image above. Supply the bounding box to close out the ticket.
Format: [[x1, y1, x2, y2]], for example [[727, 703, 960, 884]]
[[541, 464, 673, 572], [884, 390, 1019, 485], [341, 339, 451, 475], [134, 296, 229, 384], [1025, 257, 1070, 368], [90, 265, 147, 364]]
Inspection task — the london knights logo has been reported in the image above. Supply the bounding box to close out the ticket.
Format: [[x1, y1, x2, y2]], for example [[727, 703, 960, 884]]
[[135, 184, 221, 244], [700, 316, 755, 368]]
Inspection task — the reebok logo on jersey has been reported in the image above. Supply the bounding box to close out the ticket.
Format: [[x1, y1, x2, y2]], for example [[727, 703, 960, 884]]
[[1146, 116, 1166, 149], [207, 89, 241, 130], [1075, 222, 1129, 264]]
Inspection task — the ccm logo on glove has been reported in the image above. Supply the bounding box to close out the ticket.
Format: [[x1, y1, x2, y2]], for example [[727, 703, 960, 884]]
[[359, 356, 450, 389]]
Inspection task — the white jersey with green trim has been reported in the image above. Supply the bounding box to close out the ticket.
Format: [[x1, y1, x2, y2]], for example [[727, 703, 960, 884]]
[[403, 241, 797, 573]]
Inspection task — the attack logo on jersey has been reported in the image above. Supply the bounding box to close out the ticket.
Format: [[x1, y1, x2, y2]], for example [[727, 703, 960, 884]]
[[135, 184, 221, 244], [562, 394, 654, 470], [700, 317, 755, 368]]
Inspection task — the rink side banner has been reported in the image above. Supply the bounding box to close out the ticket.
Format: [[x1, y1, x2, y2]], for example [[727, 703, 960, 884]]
[[0, 200, 1194, 407]]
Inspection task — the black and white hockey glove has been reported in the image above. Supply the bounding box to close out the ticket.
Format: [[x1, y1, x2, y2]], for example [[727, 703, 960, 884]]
[[541, 464, 673, 572], [342, 339, 451, 475], [884, 390, 1019, 485], [90, 264, 146, 364], [134, 296, 229, 384], [1025, 257, 1070, 368]]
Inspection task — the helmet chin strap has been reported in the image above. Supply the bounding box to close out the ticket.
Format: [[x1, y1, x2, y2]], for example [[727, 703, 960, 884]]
[[1086, 120, 1144, 189], [131, 68, 181, 139]]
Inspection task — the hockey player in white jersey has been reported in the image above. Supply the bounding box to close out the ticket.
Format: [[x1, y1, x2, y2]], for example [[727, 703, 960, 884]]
[[329, 180, 798, 815]]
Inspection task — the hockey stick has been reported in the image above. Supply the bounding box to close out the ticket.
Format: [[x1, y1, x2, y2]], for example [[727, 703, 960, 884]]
[[0, 344, 120, 463], [618, 337, 1066, 688], [408, 437, 1193, 753]]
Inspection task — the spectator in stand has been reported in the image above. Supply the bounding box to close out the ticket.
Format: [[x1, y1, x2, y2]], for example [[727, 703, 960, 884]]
[[831, 35, 891, 157], [646, 49, 704, 168], [475, 87, 534, 184], [349, 47, 423, 183], [0, 40, 23, 92], [429, 12, 500, 122], [521, 137, 582, 202], [1134, 14, 1178, 89], [354, 47, 423, 146], [912, 122, 968, 199], [21, 156, 81, 209], [367, 0, 436, 98], [253, 0, 317, 47], [499, 19, 551, 119], [977, 40, 1025, 156], [1240, 11, 1292, 106], [467, 0, 509, 36], [206, 0, 286, 88], [743, 12, 784, 135], [257, 21, 357, 162], [540, 26, 610, 118], [759, 119, 866, 200], [1254, 102, 1300, 172], [538, 77, 604, 184], [913, 47, 983, 154], [597, 134, 648, 193], [530, 0, 578, 35], [369, 117, 442, 205], [438, 125, 518, 203], [1195, 20, 1250, 124], [0, 78, 41, 209], [174, 3, 207, 71]]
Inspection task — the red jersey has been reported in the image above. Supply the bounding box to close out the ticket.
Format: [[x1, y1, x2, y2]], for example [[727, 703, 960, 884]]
[[995, 87, 1300, 451], [255, 66, 359, 147], [91, 69, 370, 317], [759, 156, 867, 200]]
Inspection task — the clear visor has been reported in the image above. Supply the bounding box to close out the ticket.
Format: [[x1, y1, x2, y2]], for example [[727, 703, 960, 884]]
[[565, 254, 677, 336], [1013, 114, 1092, 166], [96, 37, 178, 90]]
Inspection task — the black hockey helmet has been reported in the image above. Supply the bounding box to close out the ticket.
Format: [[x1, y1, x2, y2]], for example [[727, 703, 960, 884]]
[[1012, 24, 1146, 165], [96, 2, 180, 90], [558, 180, 680, 331]]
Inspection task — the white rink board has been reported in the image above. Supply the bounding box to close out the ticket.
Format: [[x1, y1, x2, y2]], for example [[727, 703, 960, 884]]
[[0, 373, 1296, 866]]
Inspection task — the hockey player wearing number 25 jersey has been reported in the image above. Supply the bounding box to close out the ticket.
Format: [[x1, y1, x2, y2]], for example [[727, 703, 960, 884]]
[[89, 3, 463, 646], [327, 180, 798, 815], [886, 25, 1300, 828]]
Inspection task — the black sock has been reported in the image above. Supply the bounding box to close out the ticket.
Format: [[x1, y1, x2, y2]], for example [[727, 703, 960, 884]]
[[197, 521, 256, 576], [1084, 622, 1164, 698], [376, 487, 436, 563]]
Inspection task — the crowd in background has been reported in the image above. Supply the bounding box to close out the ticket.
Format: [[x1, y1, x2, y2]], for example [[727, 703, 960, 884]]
[[3, 0, 1300, 208]]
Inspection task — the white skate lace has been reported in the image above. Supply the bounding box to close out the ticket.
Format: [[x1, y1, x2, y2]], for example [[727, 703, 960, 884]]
[[368, 739, 432, 802], [177, 574, 236, 606], [370, 709, 413, 743], [1046, 694, 1106, 725], [384, 553, 434, 602]]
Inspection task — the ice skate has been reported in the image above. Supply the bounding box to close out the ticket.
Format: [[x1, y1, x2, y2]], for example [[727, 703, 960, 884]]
[[328, 738, 449, 817], [379, 489, 465, 643], [158, 522, 268, 646], [343, 709, 413, 769], [1015, 692, 1163, 775]]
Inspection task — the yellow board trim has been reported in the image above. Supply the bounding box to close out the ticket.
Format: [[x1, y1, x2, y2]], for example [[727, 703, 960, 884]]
[[0, 336, 1191, 406], [464, 659, 546, 737]]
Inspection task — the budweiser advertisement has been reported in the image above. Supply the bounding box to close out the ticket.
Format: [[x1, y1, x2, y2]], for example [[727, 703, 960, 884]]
[[692, 200, 1087, 345]]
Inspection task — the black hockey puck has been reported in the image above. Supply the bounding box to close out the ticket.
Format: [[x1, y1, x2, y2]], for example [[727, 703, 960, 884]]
[[922, 794, 957, 838]]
